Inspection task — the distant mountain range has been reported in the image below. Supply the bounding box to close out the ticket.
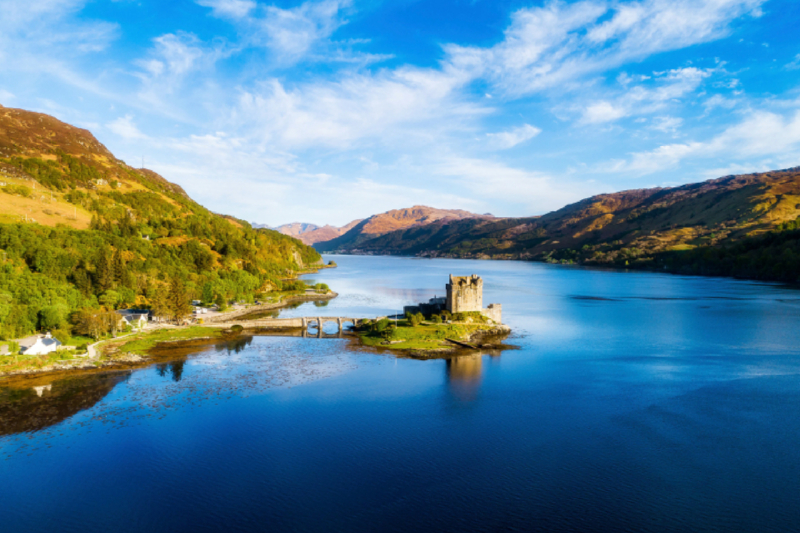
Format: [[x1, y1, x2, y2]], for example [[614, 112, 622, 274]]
[[305, 169, 800, 282], [271, 220, 363, 245], [272, 206, 492, 248], [313, 206, 493, 251]]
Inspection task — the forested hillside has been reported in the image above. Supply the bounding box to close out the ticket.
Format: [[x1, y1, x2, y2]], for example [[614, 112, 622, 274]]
[[0, 105, 320, 341], [328, 168, 800, 282]]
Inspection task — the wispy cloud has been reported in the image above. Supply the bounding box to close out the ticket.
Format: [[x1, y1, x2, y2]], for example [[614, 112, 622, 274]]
[[443, 0, 765, 97], [603, 108, 800, 175], [196, 0, 356, 64], [579, 67, 713, 124], [486, 124, 542, 149]]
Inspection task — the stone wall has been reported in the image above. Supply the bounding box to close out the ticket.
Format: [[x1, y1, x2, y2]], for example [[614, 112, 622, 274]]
[[482, 304, 502, 324]]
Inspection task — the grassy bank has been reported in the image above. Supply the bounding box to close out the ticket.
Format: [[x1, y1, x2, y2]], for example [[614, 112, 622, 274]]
[[0, 349, 80, 374], [357, 318, 495, 351], [106, 327, 224, 357]]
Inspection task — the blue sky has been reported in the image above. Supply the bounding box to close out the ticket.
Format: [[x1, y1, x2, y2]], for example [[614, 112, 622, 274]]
[[1, 0, 799, 226]]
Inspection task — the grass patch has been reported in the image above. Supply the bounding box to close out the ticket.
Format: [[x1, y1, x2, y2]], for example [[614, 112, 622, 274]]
[[114, 327, 222, 356], [0, 349, 78, 374], [358, 320, 491, 351]]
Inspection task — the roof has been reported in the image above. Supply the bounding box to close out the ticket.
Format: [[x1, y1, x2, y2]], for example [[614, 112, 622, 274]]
[[20, 335, 62, 351], [18, 335, 43, 349]]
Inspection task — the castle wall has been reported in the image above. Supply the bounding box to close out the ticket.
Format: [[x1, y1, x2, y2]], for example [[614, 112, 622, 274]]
[[482, 304, 502, 324]]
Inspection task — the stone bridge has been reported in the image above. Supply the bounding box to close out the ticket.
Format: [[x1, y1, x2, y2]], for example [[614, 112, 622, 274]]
[[207, 316, 365, 337]]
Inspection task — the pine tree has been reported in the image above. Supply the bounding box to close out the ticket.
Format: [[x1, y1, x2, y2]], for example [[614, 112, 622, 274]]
[[112, 249, 125, 285], [94, 248, 114, 292], [167, 278, 193, 324], [150, 286, 171, 322]]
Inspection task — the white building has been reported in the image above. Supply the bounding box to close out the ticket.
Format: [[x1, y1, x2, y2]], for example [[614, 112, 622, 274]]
[[20, 333, 62, 355], [117, 311, 149, 330]]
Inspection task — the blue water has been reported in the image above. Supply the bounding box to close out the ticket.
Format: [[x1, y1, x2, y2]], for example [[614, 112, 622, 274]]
[[2, 255, 800, 532]]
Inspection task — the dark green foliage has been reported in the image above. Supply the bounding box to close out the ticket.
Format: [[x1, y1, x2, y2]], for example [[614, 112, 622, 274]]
[[408, 312, 423, 327], [372, 318, 390, 333], [650, 228, 800, 282]]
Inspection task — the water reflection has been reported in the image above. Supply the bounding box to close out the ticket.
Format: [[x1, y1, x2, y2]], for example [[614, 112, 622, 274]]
[[156, 361, 186, 382], [446, 354, 483, 401], [214, 335, 254, 354], [0, 372, 130, 435]]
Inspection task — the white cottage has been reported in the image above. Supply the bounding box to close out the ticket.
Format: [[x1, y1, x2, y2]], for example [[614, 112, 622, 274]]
[[20, 333, 62, 355], [117, 311, 149, 330]]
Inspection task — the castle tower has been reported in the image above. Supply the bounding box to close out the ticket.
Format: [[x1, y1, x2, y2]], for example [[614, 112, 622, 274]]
[[446, 274, 483, 313]]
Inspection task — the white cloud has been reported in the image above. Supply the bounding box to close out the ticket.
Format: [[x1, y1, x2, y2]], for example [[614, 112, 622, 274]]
[[231, 65, 488, 150], [434, 156, 600, 214], [444, 0, 765, 97], [486, 124, 541, 149], [197, 0, 353, 63], [651, 116, 683, 133], [786, 54, 800, 71], [0, 0, 118, 55], [196, 0, 256, 19], [107, 115, 148, 140], [605, 109, 800, 175], [579, 67, 713, 124], [0, 89, 15, 103], [582, 101, 628, 124]]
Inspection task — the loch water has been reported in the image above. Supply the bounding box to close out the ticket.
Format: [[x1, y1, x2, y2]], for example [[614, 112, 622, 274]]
[[2, 255, 800, 533]]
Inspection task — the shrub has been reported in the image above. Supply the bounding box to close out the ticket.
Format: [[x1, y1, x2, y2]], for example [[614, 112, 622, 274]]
[[372, 318, 390, 334], [431, 314, 442, 324], [314, 282, 329, 293]]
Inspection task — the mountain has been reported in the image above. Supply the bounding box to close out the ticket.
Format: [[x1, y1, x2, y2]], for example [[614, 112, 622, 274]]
[[275, 222, 319, 239], [274, 219, 364, 245], [0, 104, 321, 340], [314, 206, 494, 251], [322, 168, 800, 282]]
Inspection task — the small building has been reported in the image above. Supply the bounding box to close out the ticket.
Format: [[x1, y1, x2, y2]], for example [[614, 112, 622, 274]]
[[403, 296, 446, 317], [19, 333, 62, 356], [116, 309, 150, 330]]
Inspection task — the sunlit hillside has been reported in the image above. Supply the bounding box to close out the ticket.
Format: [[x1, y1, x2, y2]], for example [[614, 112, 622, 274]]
[[0, 105, 321, 340]]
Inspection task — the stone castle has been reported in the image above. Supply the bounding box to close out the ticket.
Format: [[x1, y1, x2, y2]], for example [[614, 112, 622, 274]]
[[404, 274, 502, 323]]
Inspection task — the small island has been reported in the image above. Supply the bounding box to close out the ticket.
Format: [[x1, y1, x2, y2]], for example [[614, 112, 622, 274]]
[[354, 275, 511, 357]]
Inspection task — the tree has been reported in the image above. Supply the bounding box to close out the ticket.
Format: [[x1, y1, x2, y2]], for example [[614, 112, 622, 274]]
[[99, 290, 120, 309], [94, 247, 114, 292], [150, 287, 171, 322], [38, 305, 68, 331], [71, 308, 119, 340], [201, 282, 214, 305], [314, 283, 329, 293], [215, 293, 227, 312], [167, 278, 192, 323]]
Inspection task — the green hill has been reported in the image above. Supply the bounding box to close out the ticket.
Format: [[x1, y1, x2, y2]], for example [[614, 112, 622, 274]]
[[323, 168, 800, 282], [0, 105, 321, 341]]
